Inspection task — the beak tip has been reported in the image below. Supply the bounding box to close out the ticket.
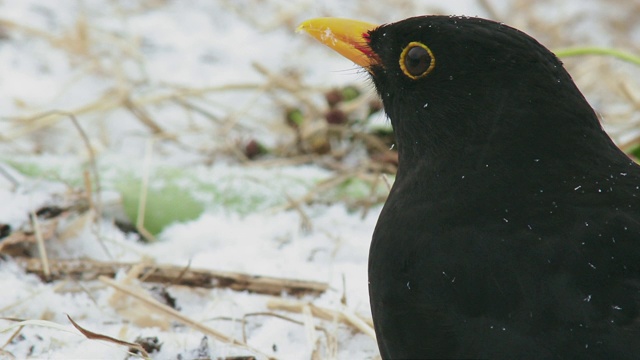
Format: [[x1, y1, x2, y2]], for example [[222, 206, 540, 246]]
[[296, 17, 379, 69], [295, 22, 309, 34], [296, 18, 323, 34]]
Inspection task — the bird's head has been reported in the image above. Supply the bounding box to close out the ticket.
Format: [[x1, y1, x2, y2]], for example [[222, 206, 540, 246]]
[[299, 16, 600, 169]]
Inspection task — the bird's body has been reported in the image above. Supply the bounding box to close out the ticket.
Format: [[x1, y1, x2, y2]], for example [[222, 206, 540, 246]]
[[300, 16, 640, 359], [371, 144, 640, 359]]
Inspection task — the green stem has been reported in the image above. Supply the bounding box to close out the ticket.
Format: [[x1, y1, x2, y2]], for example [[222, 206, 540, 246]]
[[555, 47, 640, 66]]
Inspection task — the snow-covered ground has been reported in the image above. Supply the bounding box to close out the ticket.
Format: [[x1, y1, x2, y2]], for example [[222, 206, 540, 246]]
[[1, 0, 639, 359]]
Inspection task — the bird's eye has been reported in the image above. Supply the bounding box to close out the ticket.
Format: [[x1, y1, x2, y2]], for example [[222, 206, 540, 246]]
[[399, 42, 435, 79]]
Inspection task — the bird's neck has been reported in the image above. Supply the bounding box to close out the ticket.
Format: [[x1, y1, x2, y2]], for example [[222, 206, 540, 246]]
[[393, 90, 620, 186]]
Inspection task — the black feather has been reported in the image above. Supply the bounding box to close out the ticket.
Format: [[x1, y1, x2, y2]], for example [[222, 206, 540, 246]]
[[367, 16, 640, 359]]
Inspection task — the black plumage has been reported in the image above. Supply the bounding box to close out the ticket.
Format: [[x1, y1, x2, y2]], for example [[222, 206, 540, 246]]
[[300, 16, 640, 359]]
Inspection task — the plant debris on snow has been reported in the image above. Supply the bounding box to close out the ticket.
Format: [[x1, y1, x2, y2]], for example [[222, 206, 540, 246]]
[[1, 0, 639, 359]]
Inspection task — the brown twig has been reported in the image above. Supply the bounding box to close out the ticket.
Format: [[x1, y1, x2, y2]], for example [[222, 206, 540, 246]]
[[99, 276, 275, 359], [14, 257, 328, 297], [267, 298, 375, 339], [67, 315, 149, 358], [29, 212, 50, 281]]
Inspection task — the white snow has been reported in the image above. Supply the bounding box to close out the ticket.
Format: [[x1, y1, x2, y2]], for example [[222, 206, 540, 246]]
[[0, 0, 638, 359]]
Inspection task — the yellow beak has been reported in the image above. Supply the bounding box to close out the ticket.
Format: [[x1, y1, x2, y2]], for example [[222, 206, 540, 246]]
[[297, 17, 380, 69]]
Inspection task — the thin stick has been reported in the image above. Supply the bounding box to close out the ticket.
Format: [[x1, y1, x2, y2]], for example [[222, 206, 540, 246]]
[[123, 97, 173, 140], [267, 298, 375, 339], [82, 170, 94, 211], [66, 111, 112, 258], [339, 308, 376, 340], [99, 276, 274, 359], [284, 193, 313, 232], [66, 315, 149, 358], [1, 325, 24, 351], [15, 257, 328, 296], [2, 83, 265, 140], [136, 139, 156, 242], [15, 111, 111, 258], [30, 212, 50, 281], [0, 164, 20, 189], [476, 0, 502, 20], [381, 173, 393, 191]]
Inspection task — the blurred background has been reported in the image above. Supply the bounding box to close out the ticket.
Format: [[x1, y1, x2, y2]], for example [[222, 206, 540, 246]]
[[0, 0, 639, 359]]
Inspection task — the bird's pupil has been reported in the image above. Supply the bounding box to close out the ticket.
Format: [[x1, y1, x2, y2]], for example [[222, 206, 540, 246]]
[[405, 46, 430, 76]]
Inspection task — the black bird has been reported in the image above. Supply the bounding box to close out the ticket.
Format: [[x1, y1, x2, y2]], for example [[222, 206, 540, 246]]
[[299, 16, 640, 359]]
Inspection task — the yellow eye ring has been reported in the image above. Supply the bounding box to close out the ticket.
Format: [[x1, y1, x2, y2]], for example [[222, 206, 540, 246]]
[[399, 42, 435, 80]]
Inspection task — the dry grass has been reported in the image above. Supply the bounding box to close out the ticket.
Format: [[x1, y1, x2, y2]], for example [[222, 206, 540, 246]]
[[1, 0, 639, 359]]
